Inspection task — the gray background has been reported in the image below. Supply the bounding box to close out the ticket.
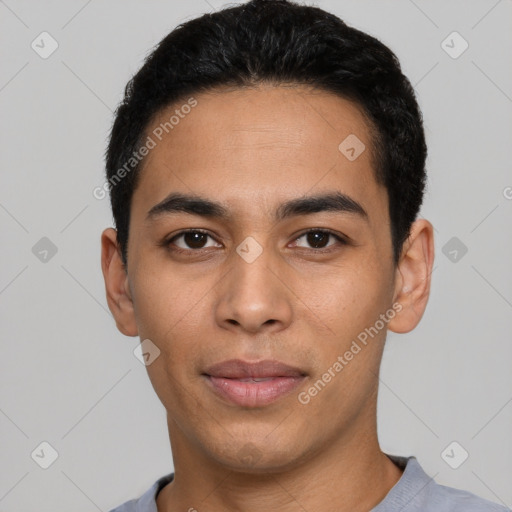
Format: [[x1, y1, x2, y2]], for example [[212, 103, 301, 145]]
[[1, 0, 511, 510]]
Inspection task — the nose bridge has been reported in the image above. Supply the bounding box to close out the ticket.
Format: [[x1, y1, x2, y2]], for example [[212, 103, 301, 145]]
[[234, 244, 273, 295], [214, 237, 293, 332]]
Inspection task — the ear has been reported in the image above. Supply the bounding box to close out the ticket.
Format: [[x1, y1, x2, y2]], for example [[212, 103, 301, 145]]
[[387, 219, 435, 334], [101, 228, 138, 337]]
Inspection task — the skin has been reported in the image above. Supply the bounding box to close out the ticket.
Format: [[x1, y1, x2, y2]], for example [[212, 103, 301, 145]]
[[101, 84, 434, 512]]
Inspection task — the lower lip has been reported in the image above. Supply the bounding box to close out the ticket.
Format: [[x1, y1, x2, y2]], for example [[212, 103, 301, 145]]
[[204, 375, 306, 407]]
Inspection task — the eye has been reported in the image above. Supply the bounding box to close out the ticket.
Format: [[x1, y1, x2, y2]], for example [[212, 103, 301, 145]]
[[168, 230, 221, 250], [292, 229, 346, 250]]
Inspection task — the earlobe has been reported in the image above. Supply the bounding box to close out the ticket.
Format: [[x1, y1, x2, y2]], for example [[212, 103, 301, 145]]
[[387, 219, 435, 334], [101, 228, 139, 337]]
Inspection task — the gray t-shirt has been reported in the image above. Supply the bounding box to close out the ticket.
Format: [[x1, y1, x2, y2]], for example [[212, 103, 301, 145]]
[[109, 454, 509, 512]]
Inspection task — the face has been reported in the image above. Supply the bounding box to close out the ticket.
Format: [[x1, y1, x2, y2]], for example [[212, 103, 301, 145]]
[[102, 84, 433, 474]]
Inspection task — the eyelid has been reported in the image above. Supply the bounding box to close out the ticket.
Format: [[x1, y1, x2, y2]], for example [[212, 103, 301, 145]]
[[162, 227, 349, 253], [164, 228, 221, 249], [290, 228, 349, 248]]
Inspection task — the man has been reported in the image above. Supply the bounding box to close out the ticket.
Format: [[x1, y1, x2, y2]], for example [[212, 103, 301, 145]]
[[101, 1, 508, 510]]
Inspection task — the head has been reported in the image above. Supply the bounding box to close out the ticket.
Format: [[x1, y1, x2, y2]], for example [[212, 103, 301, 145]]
[[102, 0, 434, 473]]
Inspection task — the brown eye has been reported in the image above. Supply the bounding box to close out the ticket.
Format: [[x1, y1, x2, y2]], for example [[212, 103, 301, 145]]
[[294, 230, 345, 250], [306, 231, 330, 248], [183, 232, 208, 248], [170, 231, 221, 250]]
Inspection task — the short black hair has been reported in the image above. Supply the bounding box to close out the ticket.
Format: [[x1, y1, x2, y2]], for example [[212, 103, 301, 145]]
[[106, 0, 427, 267]]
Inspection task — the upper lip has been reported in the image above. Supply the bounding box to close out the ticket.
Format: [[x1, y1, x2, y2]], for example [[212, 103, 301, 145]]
[[204, 359, 306, 379]]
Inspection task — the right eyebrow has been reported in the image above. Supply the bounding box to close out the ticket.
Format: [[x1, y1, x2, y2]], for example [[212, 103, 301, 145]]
[[145, 193, 230, 223]]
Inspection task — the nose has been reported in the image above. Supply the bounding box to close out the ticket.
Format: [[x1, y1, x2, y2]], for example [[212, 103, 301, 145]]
[[214, 244, 293, 334]]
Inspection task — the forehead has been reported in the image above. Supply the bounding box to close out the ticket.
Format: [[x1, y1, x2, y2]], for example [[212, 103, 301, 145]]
[[133, 84, 386, 223]]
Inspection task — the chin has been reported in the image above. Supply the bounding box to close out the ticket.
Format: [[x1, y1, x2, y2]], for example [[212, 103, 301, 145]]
[[208, 435, 309, 475]]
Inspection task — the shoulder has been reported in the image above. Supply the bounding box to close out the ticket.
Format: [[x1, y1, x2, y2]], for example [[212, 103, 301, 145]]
[[425, 481, 510, 512], [375, 455, 509, 512], [108, 497, 138, 512], [107, 473, 174, 512]]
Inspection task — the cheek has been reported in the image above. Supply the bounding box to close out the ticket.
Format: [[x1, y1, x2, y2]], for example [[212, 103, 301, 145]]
[[298, 259, 389, 333], [133, 271, 210, 408], [299, 266, 390, 410], [129, 256, 211, 340]]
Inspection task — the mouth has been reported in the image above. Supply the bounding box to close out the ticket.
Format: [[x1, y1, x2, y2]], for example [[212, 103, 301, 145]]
[[202, 359, 307, 408]]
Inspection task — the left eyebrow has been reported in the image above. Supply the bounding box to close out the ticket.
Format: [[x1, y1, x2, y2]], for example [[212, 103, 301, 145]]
[[275, 192, 369, 222], [145, 191, 368, 223]]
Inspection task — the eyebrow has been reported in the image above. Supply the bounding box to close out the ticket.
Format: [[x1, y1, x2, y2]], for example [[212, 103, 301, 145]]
[[146, 191, 368, 222]]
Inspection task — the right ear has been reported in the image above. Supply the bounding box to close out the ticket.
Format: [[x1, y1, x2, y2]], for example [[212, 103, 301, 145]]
[[100, 228, 138, 336]]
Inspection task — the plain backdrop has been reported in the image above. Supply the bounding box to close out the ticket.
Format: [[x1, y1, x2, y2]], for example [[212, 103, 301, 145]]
[[1, 0, 511, 510]]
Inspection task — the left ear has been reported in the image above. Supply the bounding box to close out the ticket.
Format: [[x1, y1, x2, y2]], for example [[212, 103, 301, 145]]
[[387, 218, 435, 334]]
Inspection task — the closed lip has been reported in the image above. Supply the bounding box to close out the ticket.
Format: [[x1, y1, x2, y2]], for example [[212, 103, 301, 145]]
[[203, 359, 306, 379]]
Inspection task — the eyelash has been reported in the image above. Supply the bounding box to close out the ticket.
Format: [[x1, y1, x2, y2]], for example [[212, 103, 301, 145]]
[[162, 228, 348, 254]]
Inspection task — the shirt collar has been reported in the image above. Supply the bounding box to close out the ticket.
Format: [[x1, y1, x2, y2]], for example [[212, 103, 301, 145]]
[[135, 454, 428, 511]]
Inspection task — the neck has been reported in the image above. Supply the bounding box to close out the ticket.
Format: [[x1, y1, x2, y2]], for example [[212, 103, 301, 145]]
[[157, 411, 403, 512]]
